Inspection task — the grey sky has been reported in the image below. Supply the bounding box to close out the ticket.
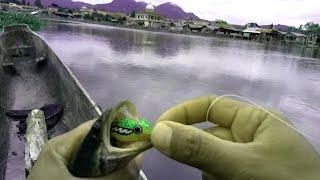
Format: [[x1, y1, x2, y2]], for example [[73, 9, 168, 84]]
[[80, 0, 320, 26]]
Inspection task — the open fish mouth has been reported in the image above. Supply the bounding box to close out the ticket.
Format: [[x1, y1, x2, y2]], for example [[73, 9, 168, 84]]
[[103, 101, 152, 154], [68, 101, 152, 177]]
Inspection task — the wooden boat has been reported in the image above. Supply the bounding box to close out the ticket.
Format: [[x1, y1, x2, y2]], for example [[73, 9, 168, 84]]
[[0, 24, 147, 180]]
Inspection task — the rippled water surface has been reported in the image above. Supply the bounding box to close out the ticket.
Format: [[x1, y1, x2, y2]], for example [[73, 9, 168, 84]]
[[39, 23, 320, 180]]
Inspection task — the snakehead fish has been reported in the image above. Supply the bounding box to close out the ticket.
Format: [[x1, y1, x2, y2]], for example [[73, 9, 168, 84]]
[[68, 101, 153, 177]]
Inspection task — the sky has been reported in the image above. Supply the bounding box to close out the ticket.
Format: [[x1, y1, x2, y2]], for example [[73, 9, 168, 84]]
[[79, 0, 320, 26]]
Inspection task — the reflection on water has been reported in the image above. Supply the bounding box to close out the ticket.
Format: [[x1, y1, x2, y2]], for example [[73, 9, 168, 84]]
[[39, 23, 320, 180]]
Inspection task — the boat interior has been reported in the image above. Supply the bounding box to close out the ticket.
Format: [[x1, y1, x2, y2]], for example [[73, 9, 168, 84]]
[[0, 25, 101, 179]]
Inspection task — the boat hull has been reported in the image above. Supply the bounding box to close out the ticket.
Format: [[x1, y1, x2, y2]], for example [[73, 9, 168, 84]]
[[0, 24, 102, 180]]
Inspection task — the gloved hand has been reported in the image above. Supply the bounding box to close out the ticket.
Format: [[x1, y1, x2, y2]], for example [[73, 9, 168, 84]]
[[27, 120, 143, 180], [151, 96, 320, 180]]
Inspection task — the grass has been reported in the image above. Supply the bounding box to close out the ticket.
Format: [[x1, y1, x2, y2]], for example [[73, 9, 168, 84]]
[[0, 12, 46, 31]]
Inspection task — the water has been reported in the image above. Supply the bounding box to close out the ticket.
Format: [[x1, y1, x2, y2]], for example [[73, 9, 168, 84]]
[[39, 23, 320, 180]]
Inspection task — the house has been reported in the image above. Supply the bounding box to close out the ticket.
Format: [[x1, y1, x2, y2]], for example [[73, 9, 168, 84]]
[[46, 7, 58, 15], [242, 23, 261, 40], [169, 22, 187, 31], [256, 24, 284, 42], [125, 16, 138, 26], [285, 32, 307, 44], [134, 3, 166, 28], [201, 25, 218, 33], [6, 2, 23, 12], [188, 23, 205, 32], [306, 34, 320, 46], [206, 20, 243, 37]]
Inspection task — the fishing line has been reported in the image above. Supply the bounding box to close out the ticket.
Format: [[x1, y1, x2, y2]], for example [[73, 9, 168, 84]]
[[205, 94, 299, 132]]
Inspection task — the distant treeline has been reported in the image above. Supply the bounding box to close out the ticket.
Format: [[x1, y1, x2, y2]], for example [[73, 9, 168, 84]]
[[0, 12, 46, 31], [299, 22, 320, 35]]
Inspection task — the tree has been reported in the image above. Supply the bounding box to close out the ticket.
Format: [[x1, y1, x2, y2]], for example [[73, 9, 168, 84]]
[[130, 10, 136, 18], [51, 3, 60, 8], [35, 0, 43, 8], [21, 0, 26, 5], [304, 22, 320, 35]]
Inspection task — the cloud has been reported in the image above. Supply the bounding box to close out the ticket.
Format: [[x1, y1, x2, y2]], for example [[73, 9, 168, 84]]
[[79, 0, 320, 26]]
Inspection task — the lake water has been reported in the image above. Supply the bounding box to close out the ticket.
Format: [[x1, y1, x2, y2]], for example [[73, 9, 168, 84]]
[[39, 23, 320, 180]]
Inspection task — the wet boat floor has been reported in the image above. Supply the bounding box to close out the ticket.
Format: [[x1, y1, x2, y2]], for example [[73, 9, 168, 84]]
[[5, 57, 57, 180]]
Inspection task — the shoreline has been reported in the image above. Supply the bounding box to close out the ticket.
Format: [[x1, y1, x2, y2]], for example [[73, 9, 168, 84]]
[[42, 16, 320, 48], [39, 16, 285, 44], [40, 16, 320, 59]]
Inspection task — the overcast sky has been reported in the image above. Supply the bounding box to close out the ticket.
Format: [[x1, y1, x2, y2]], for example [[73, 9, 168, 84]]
[[79, 0, 320, 26]]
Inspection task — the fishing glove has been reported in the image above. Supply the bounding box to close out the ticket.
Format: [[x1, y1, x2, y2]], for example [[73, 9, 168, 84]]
[[27, 120, 143, 180], [151, 96, 320, 180]]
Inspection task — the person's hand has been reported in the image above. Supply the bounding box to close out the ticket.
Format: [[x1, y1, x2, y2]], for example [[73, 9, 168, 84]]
[[27, 120, 143, 180], [151, 96, 320, 180]]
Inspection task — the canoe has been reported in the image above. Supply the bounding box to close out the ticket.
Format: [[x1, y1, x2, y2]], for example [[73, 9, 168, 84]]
[[0, 24, 147, 180]]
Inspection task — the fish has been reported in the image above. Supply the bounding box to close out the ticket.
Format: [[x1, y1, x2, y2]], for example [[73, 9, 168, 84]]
[[68, 101, 153, 177]]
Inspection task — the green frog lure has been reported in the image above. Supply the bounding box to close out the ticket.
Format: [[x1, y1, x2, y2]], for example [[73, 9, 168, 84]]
[[111, 118, 152, 142], [69, 101, 153, 177]]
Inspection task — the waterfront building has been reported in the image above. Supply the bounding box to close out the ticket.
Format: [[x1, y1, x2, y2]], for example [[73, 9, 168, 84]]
[[285, 32, 307, 44], [257, 24, 282, 42], [306, 34, 320, 46], [169, 21, 188, 31], [79, 6, 93, 15], [0, 2, 22, 12], [242, 23, 261, 40], [45, 7, 58, 15], [188, 23, 205, 32], [134, 2, 166, 28], [201, 20, 243, 38]]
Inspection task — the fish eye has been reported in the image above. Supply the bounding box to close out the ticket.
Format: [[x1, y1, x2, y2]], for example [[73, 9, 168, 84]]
[[133, 125, 142, 134]]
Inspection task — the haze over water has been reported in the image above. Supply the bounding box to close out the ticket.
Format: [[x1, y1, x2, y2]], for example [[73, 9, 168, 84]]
[[39, 23, 320, 180]]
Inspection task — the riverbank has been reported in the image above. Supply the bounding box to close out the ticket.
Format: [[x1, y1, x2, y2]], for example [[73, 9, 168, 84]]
[[0, 12, 46, 31], [41, 15, 320, 46], [41, 16, 320, 59]]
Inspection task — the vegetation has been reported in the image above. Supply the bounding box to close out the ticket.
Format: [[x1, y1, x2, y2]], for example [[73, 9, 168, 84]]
[[34, 0, 43, 8], [0, 12, 46, 31], [303, 22, 320, 35], [130, 10, 136, 18], [214, 20, 231, 29]]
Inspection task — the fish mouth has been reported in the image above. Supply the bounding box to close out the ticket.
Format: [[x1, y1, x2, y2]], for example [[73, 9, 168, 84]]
[[101, 101, 152, 163], [68, 101, 152, 177], [108, 113, 152, 151]]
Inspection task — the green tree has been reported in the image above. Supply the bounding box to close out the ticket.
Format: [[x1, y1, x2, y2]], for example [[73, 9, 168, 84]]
[[130, 10, 136, 18], [35, 0, 43, 8], [214, 20, 230, 29], [304, 22, 320, 34], [104, 14, 112, 21]]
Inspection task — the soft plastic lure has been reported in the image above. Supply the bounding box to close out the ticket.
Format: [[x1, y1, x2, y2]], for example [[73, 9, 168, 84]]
[[111, 118, 152, 142]]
